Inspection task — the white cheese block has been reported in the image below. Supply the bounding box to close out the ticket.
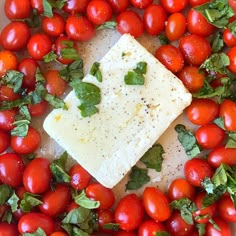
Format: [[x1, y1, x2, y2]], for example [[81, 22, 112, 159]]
[[43, 34, 192, 188]]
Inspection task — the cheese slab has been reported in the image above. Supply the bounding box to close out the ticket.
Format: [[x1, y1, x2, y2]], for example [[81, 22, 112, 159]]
[[43, 34, 192, 188]]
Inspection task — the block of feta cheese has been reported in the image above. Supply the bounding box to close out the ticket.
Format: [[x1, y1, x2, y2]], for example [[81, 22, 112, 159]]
[[43, 34, 192, 188]]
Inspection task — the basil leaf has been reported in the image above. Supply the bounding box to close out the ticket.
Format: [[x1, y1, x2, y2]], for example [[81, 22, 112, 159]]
[[24, 9, 40, 28], [201, 177, 215, 194], [140, 143, 165, 172], [196, 223, 206, 236], [0, 185, 13, 205], [11, 120, 30, 137], [71, 227, 90, 236], [44, 93, 67, 109], [175, 124, 201, 158], [158, 34, 170, 45], [126, 166, 150, 190], [20, 192, 43, 213], [225, 132, 236, 148], [61, 48, 80, 60], [227, 20, 236, 36], [213, 117, 225, 129], [74, 190, 100, 209], [1, 209, 13, 223], [155, 232, 171, 236], [102, 223, 120, 231], [50, 152, 70, 183], [78, 104, 99, 118], [89, 62, 102, 82], [22, 227, 47, 236], [7, 192, 19, 213], [96, 21, 117, 30], [43, 0, 53, 17], [2, 70, 24, 93], [62, 207, 91, 224], [135, 62, 147, 74], [211, 32, 224, 53], [43, 51, 57, 63]]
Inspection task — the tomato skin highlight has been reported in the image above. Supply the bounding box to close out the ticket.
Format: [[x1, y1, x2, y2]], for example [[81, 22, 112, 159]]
[[142, 187, 171, 222], [218, 195, 236, 223], [223, 28, 236, 47], [115, 194, 144, 231]]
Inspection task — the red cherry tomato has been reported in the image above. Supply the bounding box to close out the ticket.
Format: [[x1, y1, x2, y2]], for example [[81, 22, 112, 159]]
[[142, 187, 171, 222], [11, 126, 41, 154], [130, 0, 153, 9], [187, 9, 215, 37], [30, 0, 43, 14], [227, 46, 236, 73], [218, 195, 236, 223], [155, 44, 184, 73], [208, 145, 236, 168], [97, 209, 114, 233], [0, 85, 20, 102], [115, 194, 144, 231], [86, 0, 113, 25], [63, 0, 90, 14], [42, 13, 65, 38], [165, 13, 186, 41], [66, 15, 95, 41], [205, 217, 231, 236], [138, 219, 166, 236], [39, 184, 71, 217], [113, 230, 136, 236], [0, 109, 17, 131], [50, 232, 68, 236], [184, 158, 214, 187], [166, 210, 194, 236], [86, 183, 115, 210], [0, 50, 18, 77], [18, 212, 55, 236], [195, 124, 226, 150], [143, 4, 167, 36], [186, 98, 219, 125], [4, 0, 31, 19], [0, 130, 10, 153], [179, 34, 211, 66], [44, 70, 67, 97], [108, 0, 129, 12], [168, 178, 196, 201], [177, 66, 205, 92], [0, 223, 18, 236], [27, 33, 52, 61], [219, 99, 236, 131], [69, 164, 92, 191], [160, 0, 188, 13], [189, 0, 210, 7], [0, 153, 24, 188], [23, 157, 52, 194], [223, 28, 236, 47], [116, 10, 144, 38], [28, 100, 48, 117], [0, 21, 30, 51]]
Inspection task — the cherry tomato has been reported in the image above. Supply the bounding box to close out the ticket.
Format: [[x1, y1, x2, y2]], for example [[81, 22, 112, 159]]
[[50, 232, 68, 236], [0, 109, 17, 131], [113, 230, 136, 236], [39, 184, 71, 217], [69, 163, 92, 191], [143, 4, 167, 36], [223, 28, 236, 47], [86, 0, 113, 25], [205, 217, 231, 236], [115, 194, 144, 231], [195, 124, 226, 150], [186, 98, 219, 125], [187, 9, 215, 37], [0, 85, 20, 102], [166, 210, 194, 236], [179, 34, 211, 66], [229, 0, 236, 13], [189, 0, 210, 7], [184, 158, 214, 187], [177, 66, 205, 92], [130, 0, 153, 9], [42, 13, 65, 38], [66, 15, 95, 41], [4, 0, 31, 19], [116, 10, 144, 38], [11, 126, 41, 154], [86, 182, 115, 209], [193, 192, 217, 224], [220, 99, 236, 131], [44, 70, 67, 97], [18, 212, 55, 236], [66, 200, 79, 213], [97, 209, 114, 233], [23, 157, 52, 194], [0, 223, 18, 236], [0, 21, 30, 51], [168, 178, 196, 201], [18, 58, 39, 88], [0, 50, 18, 77], [155, 44, 184, 73], [28, 100, 48, 117], [160, 0, 188, 13], [165, 13, 186, 41], [208, 145, 236, 168], [138, 219, 166, 236], [227, 46, 236, 73], [30, 0, 43, 13], [63, 0, 90, 14], [0, 130, 10, 153], [142, 187, 171, 222], [27, 34, 52, 61], [108, 0, 129, 12], [0, 153, 24, 188], [218, 195, 236, 223]]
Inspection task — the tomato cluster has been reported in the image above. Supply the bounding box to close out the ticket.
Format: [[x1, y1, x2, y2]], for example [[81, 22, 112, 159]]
[[1, 0, 236, 235]]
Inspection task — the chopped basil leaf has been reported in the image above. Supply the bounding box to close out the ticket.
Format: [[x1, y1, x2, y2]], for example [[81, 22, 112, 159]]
[[175, 124, 201, 158], [7, 192, 19, 213], [1, 209, 12, 223], [226, 132, 236, 148], [74, 190, 100, 209], [44, 93, 67, 109], [158, 34, 170, 45], [20, 192, 43, 213], [196, 223, 206, 236], [211, 32, 224, 53], [0, 184, 13, 205], [140, 143, 165, 172], [124, 62, 147, 85], [201, 177, 215, 194], [213, 117, 225, 129], [43, 51, 57, 63], [227, 20, 236, 36], [43, 0, 53, 17], [35, 68, 46, 83], [11, 120, 30, 137], [89, 62, 102, 82], [126, 166, 150, 190], [61, 48, 80, 60], [155, 232, 171, 236], [96, 21, 117, 30], [50, 152, 71, 183], [78, 104, 99, 117], [102, 223, 120, 231], [24, 9, 40, 28], [22, 227, 47, 236], [194, 0, 234, 28]]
